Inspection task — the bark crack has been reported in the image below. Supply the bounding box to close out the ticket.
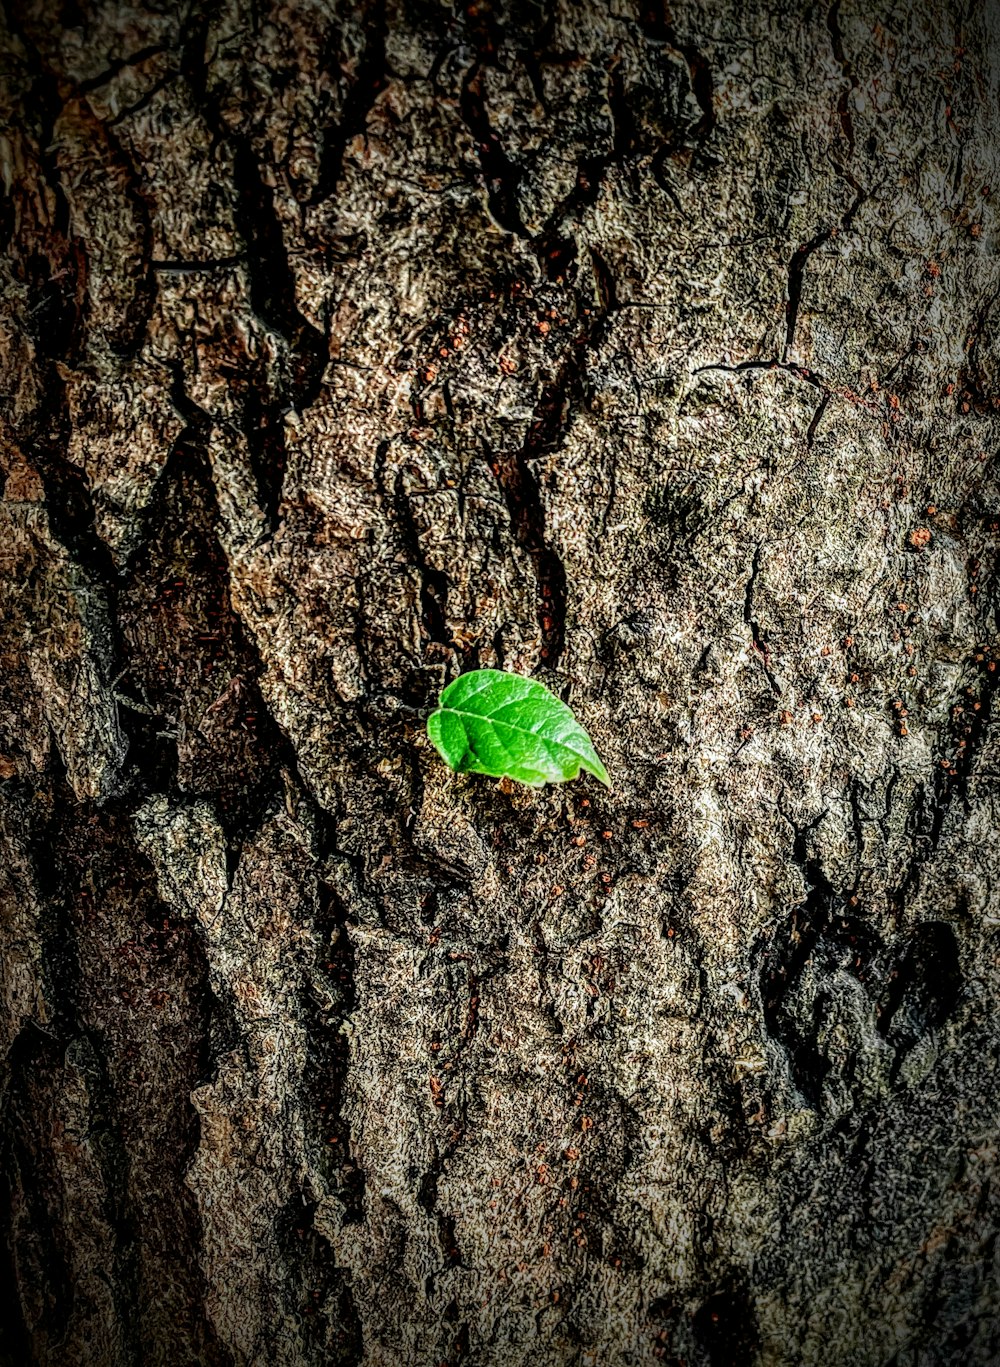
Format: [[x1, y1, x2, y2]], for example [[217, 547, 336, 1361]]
[[226, 135, 328, 524], [308, 878, 366, 1228], [783, 175, 865, 361], [310, 0, 388, 206], [695, 358, 825, 390], [743, 543, 780, 695], [180, 21, 329, 528], [806, 391, 832, 447], [460, 63, 531, 239], [373, 440, 453, 656], [75, 44, 171, 94], [490, 249, 620, 666], [826, 1, 856, 156], [783, 226, 833, 359], [637, 4, 717, 142]]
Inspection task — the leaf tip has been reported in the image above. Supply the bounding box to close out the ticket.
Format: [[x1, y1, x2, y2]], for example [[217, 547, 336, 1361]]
[[588, 757, 612, 789]]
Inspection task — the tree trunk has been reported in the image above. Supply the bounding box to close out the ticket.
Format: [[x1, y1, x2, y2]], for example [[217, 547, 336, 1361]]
[[2, 1, 999, 1363]]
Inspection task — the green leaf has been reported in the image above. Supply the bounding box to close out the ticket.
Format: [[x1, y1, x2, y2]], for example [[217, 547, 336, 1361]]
[[427, 669, 610, 788]]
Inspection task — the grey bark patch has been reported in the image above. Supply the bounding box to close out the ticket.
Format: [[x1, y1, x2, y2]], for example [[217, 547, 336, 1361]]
[[132, 794, 228, 923]]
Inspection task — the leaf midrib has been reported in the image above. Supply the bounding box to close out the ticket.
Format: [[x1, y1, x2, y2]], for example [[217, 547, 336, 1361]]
[[440, 705, 590, 761]]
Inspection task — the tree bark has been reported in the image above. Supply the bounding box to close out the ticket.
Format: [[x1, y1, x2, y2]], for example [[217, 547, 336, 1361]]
[[2, 1, 999, 1364]]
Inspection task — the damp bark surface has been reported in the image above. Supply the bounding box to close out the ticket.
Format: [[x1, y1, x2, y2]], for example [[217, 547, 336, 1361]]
[[2, 2, 1000, 1365]]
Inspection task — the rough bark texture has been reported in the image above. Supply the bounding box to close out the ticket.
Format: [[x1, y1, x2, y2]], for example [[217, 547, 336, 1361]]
[[2, 1, 1000, 1364]]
